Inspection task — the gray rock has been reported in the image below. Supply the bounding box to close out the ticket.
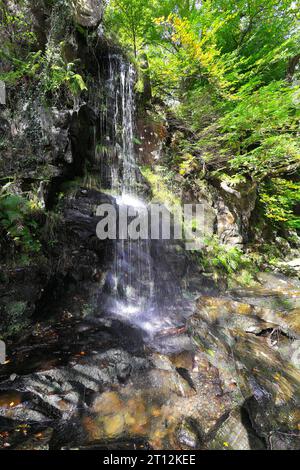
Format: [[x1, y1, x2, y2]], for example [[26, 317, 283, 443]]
[[71, 0, 104, 27], [176, 419, 201, 449], [206, 408, 265, 450]]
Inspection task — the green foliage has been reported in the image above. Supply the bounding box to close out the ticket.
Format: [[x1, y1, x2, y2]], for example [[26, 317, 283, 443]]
[[197, 236, 258, 287], [0, 3, 87, 97], [202, 236, 248, 275], [0, 0, 37, 57], [230, 134, 300, 179], [1, 45, 87, 97], [0, 185, 42, 254], [224, 81, 298, 144], [177, 86, 221, 131], [221, 82, 300, 179], [2, 300, 29, 338], [0, 50, 43, 84], [141, 165, 182, 210], [42, 59, 88, 95], [105, 0, 157, 57], [259, 179, 300, 228], [178, 153, 200, 176], [104, 0, 299, 233]]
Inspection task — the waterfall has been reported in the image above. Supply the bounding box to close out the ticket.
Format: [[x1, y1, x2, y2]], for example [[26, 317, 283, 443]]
[[97, 54, 194, 341], [99, 55, 154, 326]]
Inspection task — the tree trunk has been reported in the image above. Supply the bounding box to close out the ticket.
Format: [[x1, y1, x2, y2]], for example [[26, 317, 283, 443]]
[[286, 54, 300, 82]]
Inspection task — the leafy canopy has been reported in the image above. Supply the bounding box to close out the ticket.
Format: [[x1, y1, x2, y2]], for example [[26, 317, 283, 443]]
[[104, 0, 300, 231]]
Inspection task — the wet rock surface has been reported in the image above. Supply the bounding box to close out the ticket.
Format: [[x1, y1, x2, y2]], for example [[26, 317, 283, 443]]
[[0, 188, 114, 340], [0, 273, 299, 450]]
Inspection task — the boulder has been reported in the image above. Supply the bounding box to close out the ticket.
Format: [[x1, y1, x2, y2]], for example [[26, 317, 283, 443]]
[[71, 0, 104, 27]]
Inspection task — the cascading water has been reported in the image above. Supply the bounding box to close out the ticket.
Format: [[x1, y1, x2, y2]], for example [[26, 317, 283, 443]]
[[98, 54, 195, 342], [105, 56, 136, 194], [99, 55, 154, 326]]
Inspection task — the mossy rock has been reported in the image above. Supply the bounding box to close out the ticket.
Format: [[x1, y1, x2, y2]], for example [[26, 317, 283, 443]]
[[1, 301, 29, 338]]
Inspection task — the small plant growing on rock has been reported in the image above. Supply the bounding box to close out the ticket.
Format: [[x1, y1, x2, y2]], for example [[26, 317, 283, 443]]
[[0, 183, 42, 256]]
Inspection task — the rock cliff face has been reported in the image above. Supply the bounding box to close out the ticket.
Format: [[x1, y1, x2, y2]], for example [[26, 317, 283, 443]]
[[135, 111, 258, 247], [71, 0, 103, 27], [0, 0, 110, 338]]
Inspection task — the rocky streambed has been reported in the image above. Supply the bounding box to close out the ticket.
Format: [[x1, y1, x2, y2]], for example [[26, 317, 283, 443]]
[[0, 272, 299, 450]]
